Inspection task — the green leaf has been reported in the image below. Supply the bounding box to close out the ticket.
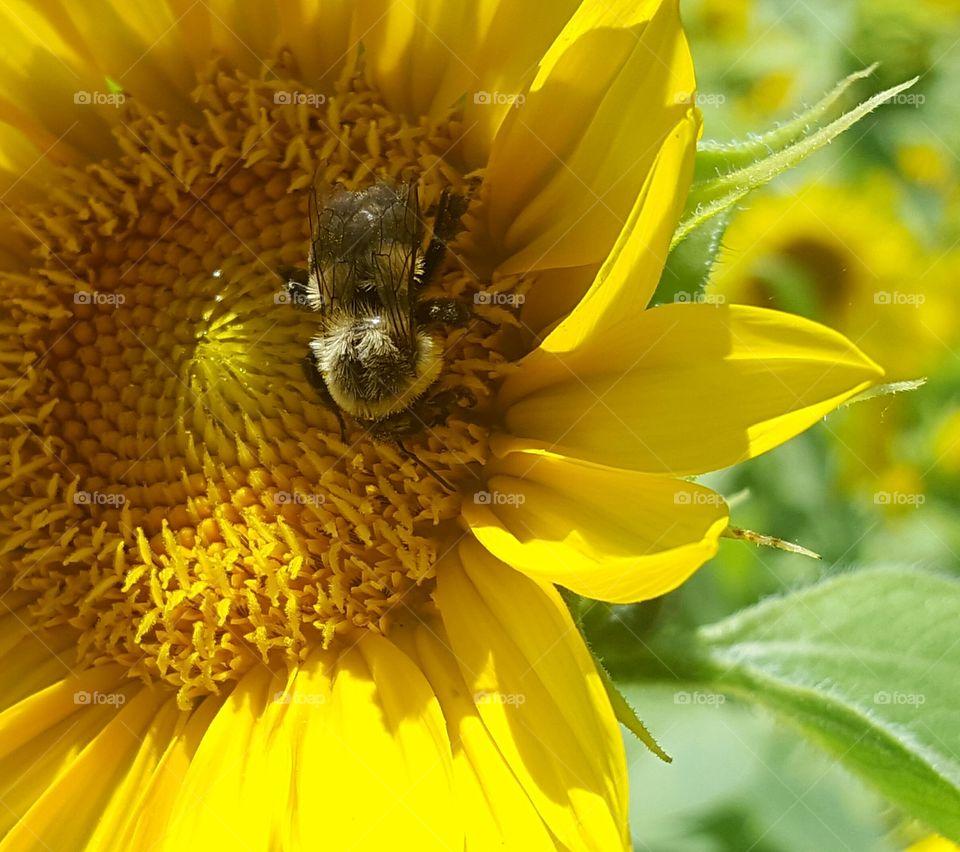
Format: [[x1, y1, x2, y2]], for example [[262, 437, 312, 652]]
[[695, 568, 960, 841]]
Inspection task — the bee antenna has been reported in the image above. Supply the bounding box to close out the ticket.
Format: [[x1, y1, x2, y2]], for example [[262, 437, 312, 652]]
[[396, 441, 455, 492]]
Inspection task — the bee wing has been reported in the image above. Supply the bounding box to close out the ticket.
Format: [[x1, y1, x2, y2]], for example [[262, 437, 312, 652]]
[[307, 183, 361, 315], [370, 182, 423, 353]]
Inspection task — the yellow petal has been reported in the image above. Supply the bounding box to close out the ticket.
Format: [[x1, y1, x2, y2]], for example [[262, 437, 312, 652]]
[[354, 1, 496, 120], [182, 0, 354, 86], [504, 117, 696, 372], [160, 666, 292, 851], [519, 262, 601, 338], [123, 694, 225, 848], [481, 0, 697, 274], [0, 665, 128, 762], [30, 1, 286, 111], [436, 540, 630, 850], [457, 1, 584, 168], [276, 0, 355, 89], [0, 706, 125, 839], [82, 695, 187, 849], [0, 685, 171, 851], [174, 0, 279, 78], [465, 449, 728, 602], [908, 836, 960, 852], [404, 622, 557, 850], [0, 1, 183, 159], [477, 112, 691, 336], [33, 2, 200, 117], [292, 636, 460, 851], [0, 1, 356, 173], [499, 304, 884, 476], [0, 619, 86, 713], [0, 121, 77, 204], [355, 1, 578, 134], [0, 670, 134, 839]]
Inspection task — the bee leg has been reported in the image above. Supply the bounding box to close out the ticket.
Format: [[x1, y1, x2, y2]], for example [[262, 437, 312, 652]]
[[434, 189, 469, 241], [368, 411, 422, 442], [395, 441, 455, 492], [415, 298, 471, 327], [420, 189, 468, 286], [301, 354, 346, 441], [425, 386, 477, 412], [278, 265, 314, 310], [368, 386, 476, 443], [369, 402, 442, 442]]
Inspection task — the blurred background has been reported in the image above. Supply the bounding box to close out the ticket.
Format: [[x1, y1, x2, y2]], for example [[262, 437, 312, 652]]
[[617, 0, 960, 848]]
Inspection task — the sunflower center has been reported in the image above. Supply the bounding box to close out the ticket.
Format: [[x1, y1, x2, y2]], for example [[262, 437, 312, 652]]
[[0, 60, 525, 706]]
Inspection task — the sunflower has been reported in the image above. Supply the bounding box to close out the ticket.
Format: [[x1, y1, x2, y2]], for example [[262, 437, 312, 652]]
[[0, 2, 884, 849]]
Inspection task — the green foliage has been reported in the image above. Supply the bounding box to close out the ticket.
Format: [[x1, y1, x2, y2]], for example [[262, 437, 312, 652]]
[[655, 208, 733, 304], [695, 568, 960, 841], [658, 68, 918, 307], [674, 70, 918, 250]]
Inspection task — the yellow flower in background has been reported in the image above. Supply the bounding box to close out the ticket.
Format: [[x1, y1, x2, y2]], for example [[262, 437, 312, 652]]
[[708, 178, 959, 507], [682, 0, 799, 121], [0, 1, 884, 848], [739, 68, 796, 118], [709, 177, 957, 377], [908, 835, 960, 852], [897, 141, 955, 189], [697, 0, 752, 41], [934, 409, 960, 479]]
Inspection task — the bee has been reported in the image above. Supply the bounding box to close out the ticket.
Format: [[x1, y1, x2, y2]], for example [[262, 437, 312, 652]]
[[280, 180, 471, 444]]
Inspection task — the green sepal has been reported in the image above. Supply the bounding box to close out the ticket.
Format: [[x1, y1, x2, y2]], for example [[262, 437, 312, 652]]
[[595, 650, 673, 764], [673, 69, 919, 252]]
